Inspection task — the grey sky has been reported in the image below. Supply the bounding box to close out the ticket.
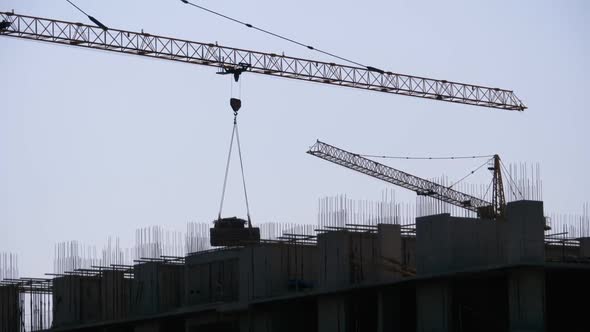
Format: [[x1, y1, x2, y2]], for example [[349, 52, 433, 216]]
[[0, 0, 588, 277]]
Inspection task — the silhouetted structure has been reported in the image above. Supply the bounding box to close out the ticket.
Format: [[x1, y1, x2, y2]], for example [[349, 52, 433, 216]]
[[2, 200, 590, 331]]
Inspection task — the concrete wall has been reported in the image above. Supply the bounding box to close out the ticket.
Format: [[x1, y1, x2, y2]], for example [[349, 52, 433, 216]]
[[101, 270, 131, 321], [240, 245, 279, 300], [505, 201, 545, 265], [416, 201, 546, 275], [0, 285, 20, 332], [377, 224, 405, 280], [132, 263, 158, 316], [52, 275, 101, 327], [545, 244, 579, 261], [284, 242, 318, 291], [349, 231, 379, 283], [402, 236, 417, 270], [185, 249, 241, 305], [54, 272, 131, 326], [579, 237, 590, 257], [508, 269, 545, 331], [317, 231, 351, 289], [317, 227, 401, 289], [317, 295, 348, 332], [416, 281, 452, 332], [131, 262, 184, 316], [193, 226, 401, 307], [240, 243, 317, 300], [416, 214, 505, 274]]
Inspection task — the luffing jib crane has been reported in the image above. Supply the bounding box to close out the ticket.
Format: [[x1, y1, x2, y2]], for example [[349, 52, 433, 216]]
[[307, 140, 506, 219], [0, 11, 526, 111]]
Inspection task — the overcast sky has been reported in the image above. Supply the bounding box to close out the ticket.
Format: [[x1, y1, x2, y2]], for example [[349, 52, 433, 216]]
[[0, 0, 588, 277]]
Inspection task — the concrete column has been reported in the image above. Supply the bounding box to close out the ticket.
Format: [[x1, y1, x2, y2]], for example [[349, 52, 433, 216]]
[[378, 288, 402, 332], [506, 201, 545, 264], [101, 270, 129, 321], [578, 237, 590, 257], [0, 285, 20, 332], [317, 231, 351, 289], [378, 224, 403, 280], [318, 295, 347, 332], [508, 269, 545, 332], [53, 276, 82, 327], [416, 214, 453, 275], [416, 281, 452, 332]]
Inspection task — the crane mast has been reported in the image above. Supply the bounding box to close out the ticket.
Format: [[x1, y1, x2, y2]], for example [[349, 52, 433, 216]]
[[308, 140, 506, 219], [490, 154, 506, 219], [0, 12, 526, 111]]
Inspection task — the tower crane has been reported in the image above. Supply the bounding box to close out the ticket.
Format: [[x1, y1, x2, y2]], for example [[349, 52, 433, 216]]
[[0, 11, 526, 111], [307, 140, 506, 219], [0, 10, 524, 243]]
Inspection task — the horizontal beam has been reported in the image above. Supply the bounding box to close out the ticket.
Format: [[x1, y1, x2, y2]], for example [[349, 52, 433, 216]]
[[0, 12, 526, 111], [307, 140, 491, 212]]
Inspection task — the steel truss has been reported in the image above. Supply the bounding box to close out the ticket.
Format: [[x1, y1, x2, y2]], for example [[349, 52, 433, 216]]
[[0, 12, 525, 111], [307, 140, 491, 213]]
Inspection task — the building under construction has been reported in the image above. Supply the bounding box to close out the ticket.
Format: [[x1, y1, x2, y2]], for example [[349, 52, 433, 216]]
[[2, 198, 590, 332]]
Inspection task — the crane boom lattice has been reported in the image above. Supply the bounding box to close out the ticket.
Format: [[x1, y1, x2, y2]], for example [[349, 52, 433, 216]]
[[0, 12, 525, 111], [307, 140, 492, 214]]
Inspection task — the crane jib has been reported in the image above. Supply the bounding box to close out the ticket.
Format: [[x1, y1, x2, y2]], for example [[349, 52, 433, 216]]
[[307, 140, 492, 214], [0, 11, 526, 111]]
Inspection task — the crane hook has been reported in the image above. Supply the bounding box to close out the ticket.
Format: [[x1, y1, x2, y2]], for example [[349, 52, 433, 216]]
[[230, 98, 241, 114]]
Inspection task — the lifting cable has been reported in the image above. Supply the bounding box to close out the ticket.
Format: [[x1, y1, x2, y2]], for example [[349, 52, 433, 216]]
[[218, 116, 236, 219], [178, 0, 385, 72], [218, 80, 252, 226], [65, 0, 109, 30], [499, 159, 525, 200], [362, 154, 494, 160], [447, 157, 493, 189], [364, 152, 494, 189], [482, 180, 494, 202]]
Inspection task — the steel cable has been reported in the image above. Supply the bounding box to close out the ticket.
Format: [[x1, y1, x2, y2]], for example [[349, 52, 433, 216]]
[[217, 115, 252, 225], [218, 121, 236, 219], [448, 157, 493, 189], [362, 154, 494, 160], [235, 123, 252, 226], [179, 0, 376, 70], [65, 0, 109, 30], [499, 159, 525, 200]]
